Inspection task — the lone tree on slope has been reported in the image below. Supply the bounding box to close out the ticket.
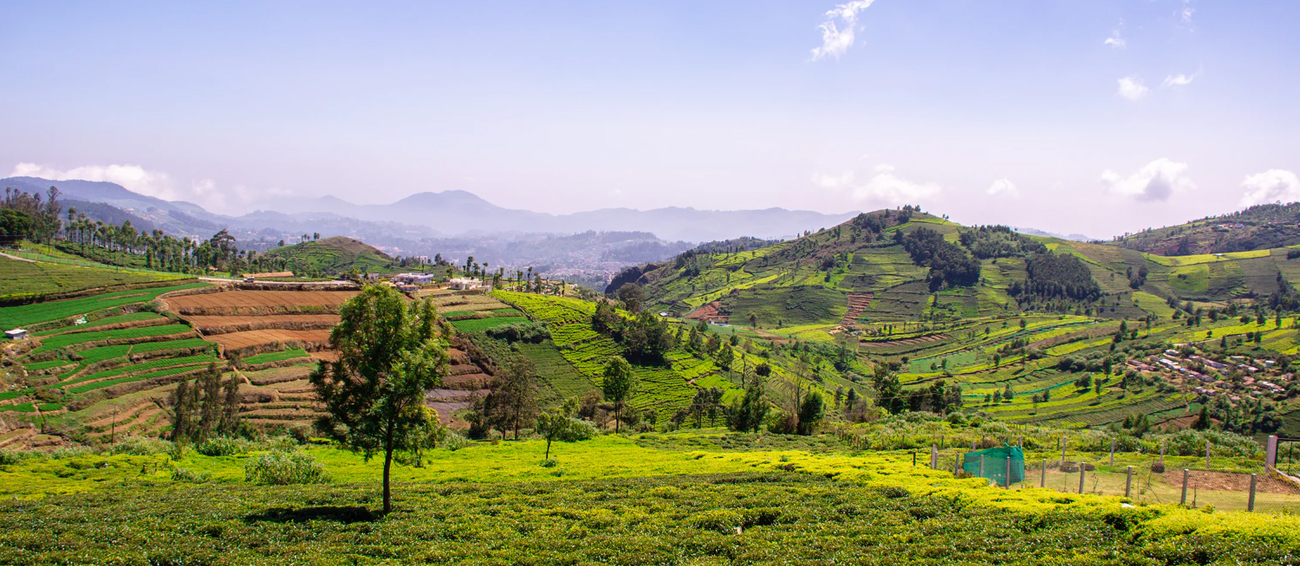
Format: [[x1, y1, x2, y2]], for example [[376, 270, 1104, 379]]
[[602, 356, 636, 433], [310, 285, 449, 514]]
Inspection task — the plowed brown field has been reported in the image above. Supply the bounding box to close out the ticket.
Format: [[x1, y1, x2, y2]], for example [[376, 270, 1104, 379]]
[[186, 314, 340, 334], [208, 329, 332, 350], [168, 290, 358, 312]]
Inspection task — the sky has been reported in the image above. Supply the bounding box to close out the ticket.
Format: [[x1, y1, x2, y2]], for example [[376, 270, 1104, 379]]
[[2, 0, 1298, 238]]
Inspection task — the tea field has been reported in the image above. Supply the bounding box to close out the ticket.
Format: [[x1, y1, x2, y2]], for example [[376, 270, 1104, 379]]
[[0, 433, 1298, 564]]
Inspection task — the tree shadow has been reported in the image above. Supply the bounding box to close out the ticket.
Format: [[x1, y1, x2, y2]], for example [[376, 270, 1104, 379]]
[[244, 506, 379, 524]]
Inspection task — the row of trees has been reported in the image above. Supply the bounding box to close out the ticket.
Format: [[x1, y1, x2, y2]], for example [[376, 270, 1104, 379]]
[[1, 187, 62, 245]]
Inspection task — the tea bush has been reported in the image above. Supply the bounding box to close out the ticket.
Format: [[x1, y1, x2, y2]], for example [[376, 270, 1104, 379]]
[[244, 451, 330, 485]]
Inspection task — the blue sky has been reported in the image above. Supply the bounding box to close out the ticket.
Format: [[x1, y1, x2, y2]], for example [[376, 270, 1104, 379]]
[[1, 0, 1298, 238]]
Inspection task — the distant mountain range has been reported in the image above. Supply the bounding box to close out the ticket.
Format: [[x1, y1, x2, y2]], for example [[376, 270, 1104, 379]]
[[2, 176, 857, 243]]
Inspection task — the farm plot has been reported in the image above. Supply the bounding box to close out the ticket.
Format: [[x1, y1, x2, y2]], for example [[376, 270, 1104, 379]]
[[184, 314, 340, 334], [165, 290, 358, 315], [207, 329, 333, 352], [0, 282, 207, 329], [0, 256, 192, 302]]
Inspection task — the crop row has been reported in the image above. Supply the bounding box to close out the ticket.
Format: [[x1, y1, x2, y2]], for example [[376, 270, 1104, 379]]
[[243, 349, 310, 365], [31, 312, 166, 337], [29, 323, 195, 354], [493, 291, 595, 325], [0, 282, 206, 328]]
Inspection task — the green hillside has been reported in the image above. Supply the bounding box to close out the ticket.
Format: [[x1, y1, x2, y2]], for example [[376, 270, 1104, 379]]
[[598, 207, 1300, 434], [261, 236, 395, 276], [1114, 201, 1300, 256]]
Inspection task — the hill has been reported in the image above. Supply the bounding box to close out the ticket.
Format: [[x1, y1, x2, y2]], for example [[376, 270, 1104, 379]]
[[1115, 202, 1300, 256], [602, 206, 1300, 434], [261, 236, 395, 276]]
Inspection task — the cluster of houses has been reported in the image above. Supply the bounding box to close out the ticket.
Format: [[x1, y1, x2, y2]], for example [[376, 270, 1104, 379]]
[[1129, 348, 1292, 402]]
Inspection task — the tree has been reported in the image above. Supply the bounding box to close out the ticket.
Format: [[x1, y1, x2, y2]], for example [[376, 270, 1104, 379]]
[[535, 411, 571, 459], [602, 357, 636, 433], [494, 355, 539, 440], [311, 286, 450, 513], [729, 373, 769, 432], [616, 283, 646, 313], [796, 391, 824, 435]]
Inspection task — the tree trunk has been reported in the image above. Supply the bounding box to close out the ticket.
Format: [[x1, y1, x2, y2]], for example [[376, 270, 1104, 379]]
[[383, 420, 395, 514], [545, 438, 552, 459]]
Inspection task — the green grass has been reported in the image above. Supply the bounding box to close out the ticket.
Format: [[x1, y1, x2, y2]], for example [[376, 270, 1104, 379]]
[[28, 324, 195, 355], [244, 349, 311, 365], [0, 256, 191, 302], [449, 316, 531, 332], [0, 435, 1297, 564], [0, 282, 206, 328]]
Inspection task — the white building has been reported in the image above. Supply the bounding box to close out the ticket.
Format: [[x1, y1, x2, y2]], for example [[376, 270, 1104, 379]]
[[393, 272, 435, 285], [5, 329, 27, 340], [448, 277, 483, 290]]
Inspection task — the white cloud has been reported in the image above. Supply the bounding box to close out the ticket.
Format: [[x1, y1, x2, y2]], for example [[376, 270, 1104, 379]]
[[987, 178, 1019, 198], [1101, 158, 1195, 202], [1117, 77, 1149, 100], [1104, 21, 1126, 49], [810, 0, 876, 61], [11, 162, 176, 200], [1179, 0, 1195, 29], [1239, 169, 1300, 207], [7, 162, 286, 215], [1162, 72, 1195, 88], [815, 163, 941, 205]]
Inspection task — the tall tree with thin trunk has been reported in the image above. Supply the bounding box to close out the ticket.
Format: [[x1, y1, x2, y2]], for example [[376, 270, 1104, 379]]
[[311, 286, 449, 514], [602, 356, 636, 433]]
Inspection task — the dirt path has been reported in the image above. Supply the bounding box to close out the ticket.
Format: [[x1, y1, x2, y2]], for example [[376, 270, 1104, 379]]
[[0, 251, 35, 263]]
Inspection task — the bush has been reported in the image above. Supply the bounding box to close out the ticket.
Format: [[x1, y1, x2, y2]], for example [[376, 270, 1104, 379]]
[[244, 451, 330, 485], [0, 449, 42, 466], [196, 437, 244, 457], [444, 432, 471, 451], [48, 446, 94, 459], [171, 467, 210, 483], [563, 419, 599, 441], [484, 322, 551, 344], [110, 436, 172, 456]]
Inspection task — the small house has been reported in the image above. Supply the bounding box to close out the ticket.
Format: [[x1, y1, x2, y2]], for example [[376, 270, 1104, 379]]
[[4, 329, 27, 340], [448, 277, 482, 290]]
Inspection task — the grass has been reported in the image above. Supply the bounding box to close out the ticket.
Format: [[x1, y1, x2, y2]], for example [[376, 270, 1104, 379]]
[[449, 316, 531, 332], [0, 256, 191, 302], [0, 282, 207, 328], [244, 349, 311, 365], [0, 434, 1298, 564]]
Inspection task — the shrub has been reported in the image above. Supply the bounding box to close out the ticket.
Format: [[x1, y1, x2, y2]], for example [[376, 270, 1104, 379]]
[[110, 436, 172, 456], [196, 436, 244, 457], [244, 451, 330, 485], [171, 467, 210, 483], [444, 432, 471, 451], [48, 445, 94, 459], [0, 449, 42, 466], [564, 419, 599, 441], [485, 322, 551, 344]]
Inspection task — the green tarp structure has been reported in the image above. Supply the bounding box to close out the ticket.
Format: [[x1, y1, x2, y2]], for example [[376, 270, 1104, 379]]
[[962, 445, 1025, 486]]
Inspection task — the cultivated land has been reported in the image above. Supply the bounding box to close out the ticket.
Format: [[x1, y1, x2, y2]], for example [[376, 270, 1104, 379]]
[[9, 206, 1300, 564]]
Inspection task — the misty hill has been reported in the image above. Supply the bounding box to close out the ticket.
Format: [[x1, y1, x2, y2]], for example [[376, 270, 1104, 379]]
[[1115, 202, 1300, 256], [266, 190, 855, 242]]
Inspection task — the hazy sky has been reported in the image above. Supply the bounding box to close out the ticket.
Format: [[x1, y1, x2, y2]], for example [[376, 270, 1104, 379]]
[[2, 0, 1298, 238]]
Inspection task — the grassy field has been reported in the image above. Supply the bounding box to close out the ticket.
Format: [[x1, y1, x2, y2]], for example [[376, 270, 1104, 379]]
[[0, 256, 192, 302], [0, 433, 1297, 564]]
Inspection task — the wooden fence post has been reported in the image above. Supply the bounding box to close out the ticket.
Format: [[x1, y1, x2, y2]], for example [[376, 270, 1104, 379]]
[[1040, 459, 1046, 488], [931, 444, 939, 469], [1180, 469, 1189, 506], [1249, 473, 1257, 512], [1109, 438, 1115, 467], [978, 455, 985, 479], [1078, 463, 1085, 494], [1125, 466, 1132, 498]]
